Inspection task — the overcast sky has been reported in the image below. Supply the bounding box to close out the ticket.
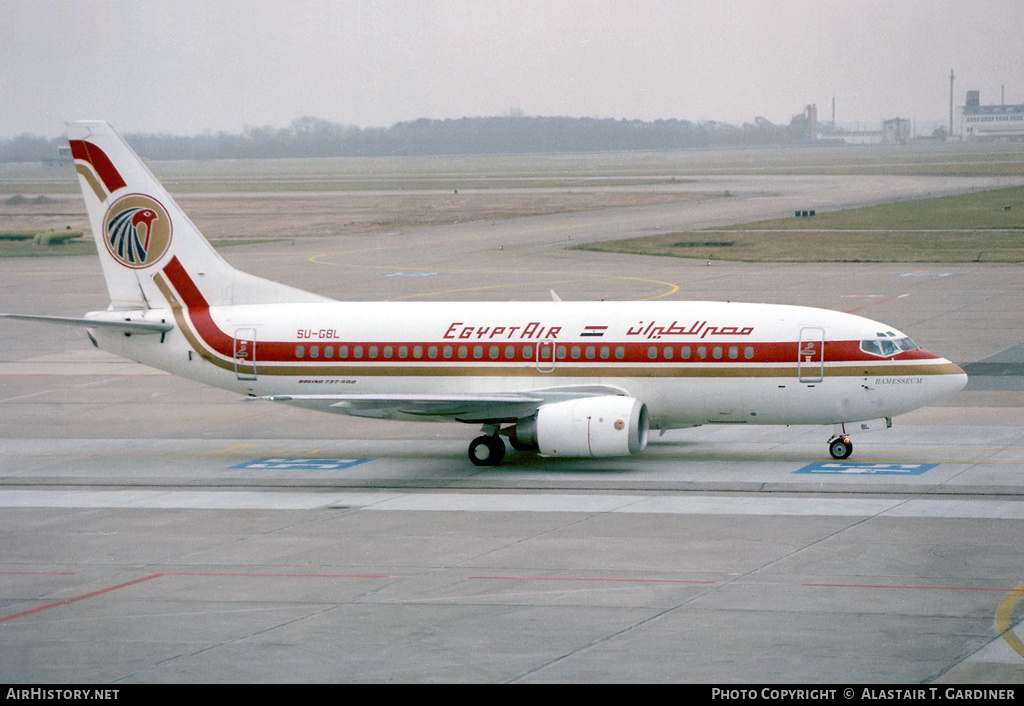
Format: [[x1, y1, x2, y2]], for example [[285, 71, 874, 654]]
[[2, 0, 1022, 138]]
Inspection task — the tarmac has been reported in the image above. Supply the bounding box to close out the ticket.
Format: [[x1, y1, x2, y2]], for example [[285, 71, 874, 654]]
[[2, 173, 1024, 683]]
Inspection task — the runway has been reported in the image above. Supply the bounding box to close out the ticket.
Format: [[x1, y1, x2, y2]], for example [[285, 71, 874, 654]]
[[2, 172, 1024, 682]]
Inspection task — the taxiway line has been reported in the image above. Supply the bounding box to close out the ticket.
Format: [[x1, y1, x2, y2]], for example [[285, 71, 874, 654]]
[[996, 584, 1024, 659], [1, 489, 1023, 518]]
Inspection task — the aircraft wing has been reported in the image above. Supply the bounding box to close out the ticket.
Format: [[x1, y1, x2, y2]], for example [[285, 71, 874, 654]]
[[246, 386, 626, 423]]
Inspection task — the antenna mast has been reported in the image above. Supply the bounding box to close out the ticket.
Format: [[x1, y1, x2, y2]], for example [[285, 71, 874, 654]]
[[949, 69, 955, 137]]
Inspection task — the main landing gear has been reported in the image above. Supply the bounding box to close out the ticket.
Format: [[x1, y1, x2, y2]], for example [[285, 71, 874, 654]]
[[828, 434, 853, 460], [468, 432, 506, 467]]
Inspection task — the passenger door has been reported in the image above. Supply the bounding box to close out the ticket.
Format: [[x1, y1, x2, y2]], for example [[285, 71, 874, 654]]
[[234, 327, 257, 381], [797, 327, 824, 383]]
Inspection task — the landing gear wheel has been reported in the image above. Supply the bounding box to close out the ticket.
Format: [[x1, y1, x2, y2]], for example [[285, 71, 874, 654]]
[[829, 436, 853, 460], [468, 435, 506, 467]]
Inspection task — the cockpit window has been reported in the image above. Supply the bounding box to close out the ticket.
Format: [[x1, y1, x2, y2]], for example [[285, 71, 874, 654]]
[[861, 340, 884, 356], [860, 337, 919, 357]]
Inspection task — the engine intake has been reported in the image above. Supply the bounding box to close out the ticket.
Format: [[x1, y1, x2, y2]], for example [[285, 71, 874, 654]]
[[510, 395, 649, 458]]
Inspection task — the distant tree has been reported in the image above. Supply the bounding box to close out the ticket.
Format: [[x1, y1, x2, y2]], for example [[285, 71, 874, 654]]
[[0, 134, 62, 162], [1, 113, 827, 162]]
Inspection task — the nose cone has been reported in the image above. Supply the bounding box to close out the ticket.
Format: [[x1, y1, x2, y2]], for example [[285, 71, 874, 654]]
[[932, 357, 969, 401]]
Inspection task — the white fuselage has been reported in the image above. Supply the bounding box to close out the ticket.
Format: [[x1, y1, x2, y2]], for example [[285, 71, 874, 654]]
[[91, 289, 967, 430]]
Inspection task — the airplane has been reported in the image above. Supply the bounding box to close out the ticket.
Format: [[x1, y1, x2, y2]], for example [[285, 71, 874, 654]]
[[1, 121, 968, 466]]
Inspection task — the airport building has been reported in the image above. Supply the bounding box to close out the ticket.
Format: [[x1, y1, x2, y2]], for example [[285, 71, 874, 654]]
[[881, 118, 911, 145], [961, 90, 1024, 141]]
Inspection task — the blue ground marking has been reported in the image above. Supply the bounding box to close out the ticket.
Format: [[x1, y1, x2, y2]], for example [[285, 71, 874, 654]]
[[795, 462, 937, 475], [231, 457, 371, 470]]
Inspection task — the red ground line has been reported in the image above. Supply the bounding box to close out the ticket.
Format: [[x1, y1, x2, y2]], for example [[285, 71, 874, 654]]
[[0, 573, 164, 623], [0, 571, 391, 624], [844, 294, 907, 314], [470, 576, 716, 584], [803, 583, 1016, 592]]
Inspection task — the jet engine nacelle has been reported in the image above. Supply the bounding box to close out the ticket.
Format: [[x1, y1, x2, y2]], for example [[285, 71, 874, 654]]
[[511, 395, 649, 458]]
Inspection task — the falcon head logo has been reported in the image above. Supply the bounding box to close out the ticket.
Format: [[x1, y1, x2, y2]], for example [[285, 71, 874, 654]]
[[103, 194, 172, 268]]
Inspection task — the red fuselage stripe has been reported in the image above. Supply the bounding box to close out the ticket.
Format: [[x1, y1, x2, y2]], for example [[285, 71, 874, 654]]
[[160, 257, 944, 367], [162, 256, 234, 357]]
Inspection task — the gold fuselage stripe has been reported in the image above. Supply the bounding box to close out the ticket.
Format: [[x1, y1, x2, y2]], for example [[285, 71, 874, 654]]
[[152, 273, 963, 381]]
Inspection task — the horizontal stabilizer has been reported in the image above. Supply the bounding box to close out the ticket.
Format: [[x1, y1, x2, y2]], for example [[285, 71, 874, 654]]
[[0, 313, 173, 334]]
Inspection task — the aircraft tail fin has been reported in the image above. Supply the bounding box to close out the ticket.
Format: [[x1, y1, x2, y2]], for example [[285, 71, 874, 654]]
[[67, 121, 330, 310]]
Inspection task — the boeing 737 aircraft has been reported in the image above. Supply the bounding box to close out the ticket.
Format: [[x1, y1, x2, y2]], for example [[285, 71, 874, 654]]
[[1, 121, 968, 465]]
